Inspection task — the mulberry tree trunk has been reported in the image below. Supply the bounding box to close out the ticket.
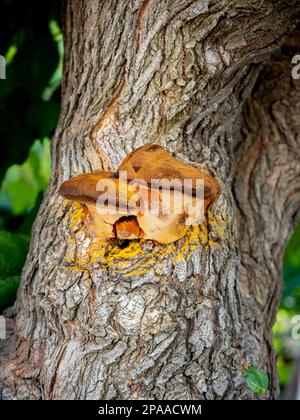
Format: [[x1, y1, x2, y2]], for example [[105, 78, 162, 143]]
[[1, 0, 300, 400]]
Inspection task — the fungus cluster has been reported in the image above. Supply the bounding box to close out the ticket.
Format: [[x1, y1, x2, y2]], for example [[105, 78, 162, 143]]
[[59, 144, 220, 244]]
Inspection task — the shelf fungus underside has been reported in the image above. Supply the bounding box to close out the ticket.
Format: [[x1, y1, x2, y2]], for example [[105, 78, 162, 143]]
[[59, 144, 220, 244]]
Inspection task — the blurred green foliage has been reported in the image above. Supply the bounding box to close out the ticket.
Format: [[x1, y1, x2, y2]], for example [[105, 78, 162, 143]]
[[0, 138, 51, 215], [283, 222, 300, 312], [0, 0, 61, 311], [274, 223, 300, 396], [0, 0, 61, 180], [0, 231, 30, 310]]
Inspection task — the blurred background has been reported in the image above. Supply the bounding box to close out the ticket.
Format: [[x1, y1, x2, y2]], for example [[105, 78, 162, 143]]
[[0, 0, 299, 399]]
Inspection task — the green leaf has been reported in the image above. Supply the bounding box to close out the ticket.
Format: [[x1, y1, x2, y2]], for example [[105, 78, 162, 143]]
[[0, 138, 51, 215], [5, 44, 18, 64], [245, 367, 269, 395], [0, 162, 39, 214]]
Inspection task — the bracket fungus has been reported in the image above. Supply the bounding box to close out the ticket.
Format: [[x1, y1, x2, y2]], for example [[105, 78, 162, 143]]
[[59, 144, 220, 244]]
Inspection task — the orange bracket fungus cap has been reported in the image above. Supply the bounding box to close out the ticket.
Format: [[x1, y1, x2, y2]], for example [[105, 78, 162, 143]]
[[59, 144, 220, 244]]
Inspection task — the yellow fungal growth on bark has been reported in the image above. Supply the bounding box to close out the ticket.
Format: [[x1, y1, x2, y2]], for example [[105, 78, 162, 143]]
[[62, 200, 226, 280], [60, 145, 223, 280]]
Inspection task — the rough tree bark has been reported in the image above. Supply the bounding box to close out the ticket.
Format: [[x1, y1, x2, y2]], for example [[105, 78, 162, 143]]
[[1, 0, 300, 400]]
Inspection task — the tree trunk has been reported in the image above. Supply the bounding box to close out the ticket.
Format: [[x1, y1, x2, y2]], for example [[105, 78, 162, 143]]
[[1, 0, 300, 400]]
